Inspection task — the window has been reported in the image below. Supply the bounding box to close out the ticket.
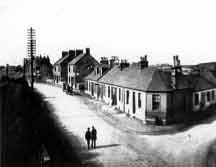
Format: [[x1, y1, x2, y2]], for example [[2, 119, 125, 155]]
[[69, 66, 70, 72], [194, 93, 199, 105], [88, 81, 90, 91], [108, 86, 110, 97], [103, 85, 106, 96], [212, 91, 215, 101], [152, 94, 160, 110], [119, 88, 121, 101], [207, 92, 210, 102], [96, 67, 100, 75], [138, 93, 141, 108], [126, 90, 130, 104]]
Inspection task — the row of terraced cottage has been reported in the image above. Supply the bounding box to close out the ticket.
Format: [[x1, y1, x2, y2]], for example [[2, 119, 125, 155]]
[[53, 48, 216, 125]]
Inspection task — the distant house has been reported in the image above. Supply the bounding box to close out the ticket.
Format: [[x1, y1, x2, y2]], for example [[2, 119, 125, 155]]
[[198, 62, 216, 71], [0, 65, 23, 79], [85, 55, 216, 125], [85, 57, 111, 97], [67, 48, 99, 90], [192, 69, 216, 111], [25, 55, 53, 81], [53, 51, 76, 85]]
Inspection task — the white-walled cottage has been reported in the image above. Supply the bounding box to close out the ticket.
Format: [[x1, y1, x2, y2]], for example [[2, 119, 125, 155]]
[[85, 56, 216, 124]]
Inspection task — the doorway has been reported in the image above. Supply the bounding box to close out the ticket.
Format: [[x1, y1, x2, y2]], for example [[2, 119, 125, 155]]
[[133, 92, 136, 114]]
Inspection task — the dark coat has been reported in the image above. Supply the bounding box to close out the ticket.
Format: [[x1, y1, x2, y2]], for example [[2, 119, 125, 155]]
[[85, 130, 91, 140], [91, 128, 97, 140]]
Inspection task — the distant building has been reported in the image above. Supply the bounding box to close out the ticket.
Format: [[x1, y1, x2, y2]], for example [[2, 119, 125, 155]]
[[198, 62, 216, 71], [85, 56, 119, 97], [53, 51, 75, 85], [25, 55, 52, 82], [85, 55, 216, 125], [67, 48, 99, 90]]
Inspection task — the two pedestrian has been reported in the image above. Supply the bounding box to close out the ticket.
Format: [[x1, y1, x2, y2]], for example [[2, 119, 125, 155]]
[[85, 126, 97, 149]]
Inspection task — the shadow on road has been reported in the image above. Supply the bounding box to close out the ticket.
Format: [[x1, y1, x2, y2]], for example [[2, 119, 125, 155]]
[[95, 144, 120, 149], [1, 77, 104, 167]]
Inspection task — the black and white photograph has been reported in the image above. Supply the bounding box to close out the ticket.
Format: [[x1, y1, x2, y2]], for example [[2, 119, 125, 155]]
[[1, 0, 216, 166]]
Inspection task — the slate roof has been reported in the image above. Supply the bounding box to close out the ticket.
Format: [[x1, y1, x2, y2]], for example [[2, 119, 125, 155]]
[[68, 53, 99, 65], [200, 69, 216, 85], [98, 64, 174, 92], [192, 76, 216, 91], [176, 72, 216, 91], [85, 71, 101, 81], [85, 64, 110, 81], [85, 62, 216, 92], [54, 55, 70, 65], [68, 54, 86, 65]]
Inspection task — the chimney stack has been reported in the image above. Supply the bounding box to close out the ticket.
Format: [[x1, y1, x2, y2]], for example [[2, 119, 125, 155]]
[[140, 54, 149, 69], [69, 50, 76, 59], [119, 59, 130, 70], [62, 51, 68, 58], [172, 55, 182, 89], [173, 55, 181, 67], [75, 49, 83, 57], [173, 55, 177, 67], [100, 57, 109, 64], [109, 56, 119, 68], [85, 48, 90, 55]]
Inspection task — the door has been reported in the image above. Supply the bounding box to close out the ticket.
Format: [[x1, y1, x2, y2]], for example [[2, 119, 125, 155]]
[[91, 83, 94, 96], [133, 92, 136, 114], [111, 87, 117, 105], [96, 84, 100, 99], [201, 92, 205, 109]]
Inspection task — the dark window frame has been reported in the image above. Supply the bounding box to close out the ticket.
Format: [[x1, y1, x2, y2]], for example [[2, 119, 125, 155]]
[[207, 91, 211, 102], [126, 90, 130, 104], [138, 93, 141, 108], [152, 94, 161, 111], [108, 86, 110, 98], [119, 88, 121, 101], [212, 90, 215, 101], [194, 93, 199, 105]]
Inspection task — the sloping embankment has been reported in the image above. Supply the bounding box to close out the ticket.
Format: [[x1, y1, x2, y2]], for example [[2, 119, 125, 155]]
[[0, 77, 83, 167]]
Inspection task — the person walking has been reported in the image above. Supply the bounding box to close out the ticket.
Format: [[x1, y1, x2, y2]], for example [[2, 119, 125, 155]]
[[85, 128, 91, 149], [91, 126, 97, 149]]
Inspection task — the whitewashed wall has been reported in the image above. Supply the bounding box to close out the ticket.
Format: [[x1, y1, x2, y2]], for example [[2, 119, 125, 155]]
[[102, 84, 146, 122], [193, 88, 216, 111], [146, 93, 167, 112]]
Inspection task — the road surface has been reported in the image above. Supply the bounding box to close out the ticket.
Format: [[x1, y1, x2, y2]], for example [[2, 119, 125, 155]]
[[36, 83, 216, 167]]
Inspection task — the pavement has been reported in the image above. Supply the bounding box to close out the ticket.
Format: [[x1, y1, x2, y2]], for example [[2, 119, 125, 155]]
[[81, 95, 186, 135]]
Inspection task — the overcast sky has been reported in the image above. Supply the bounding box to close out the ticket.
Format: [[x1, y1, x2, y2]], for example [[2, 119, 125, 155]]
[[0, 0, 216, 65]]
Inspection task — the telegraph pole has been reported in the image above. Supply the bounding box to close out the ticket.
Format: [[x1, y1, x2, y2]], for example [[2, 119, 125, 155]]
[[27, 27, 36, 89], [5, 64, 9, 78], [23, 58, 26, 79]]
